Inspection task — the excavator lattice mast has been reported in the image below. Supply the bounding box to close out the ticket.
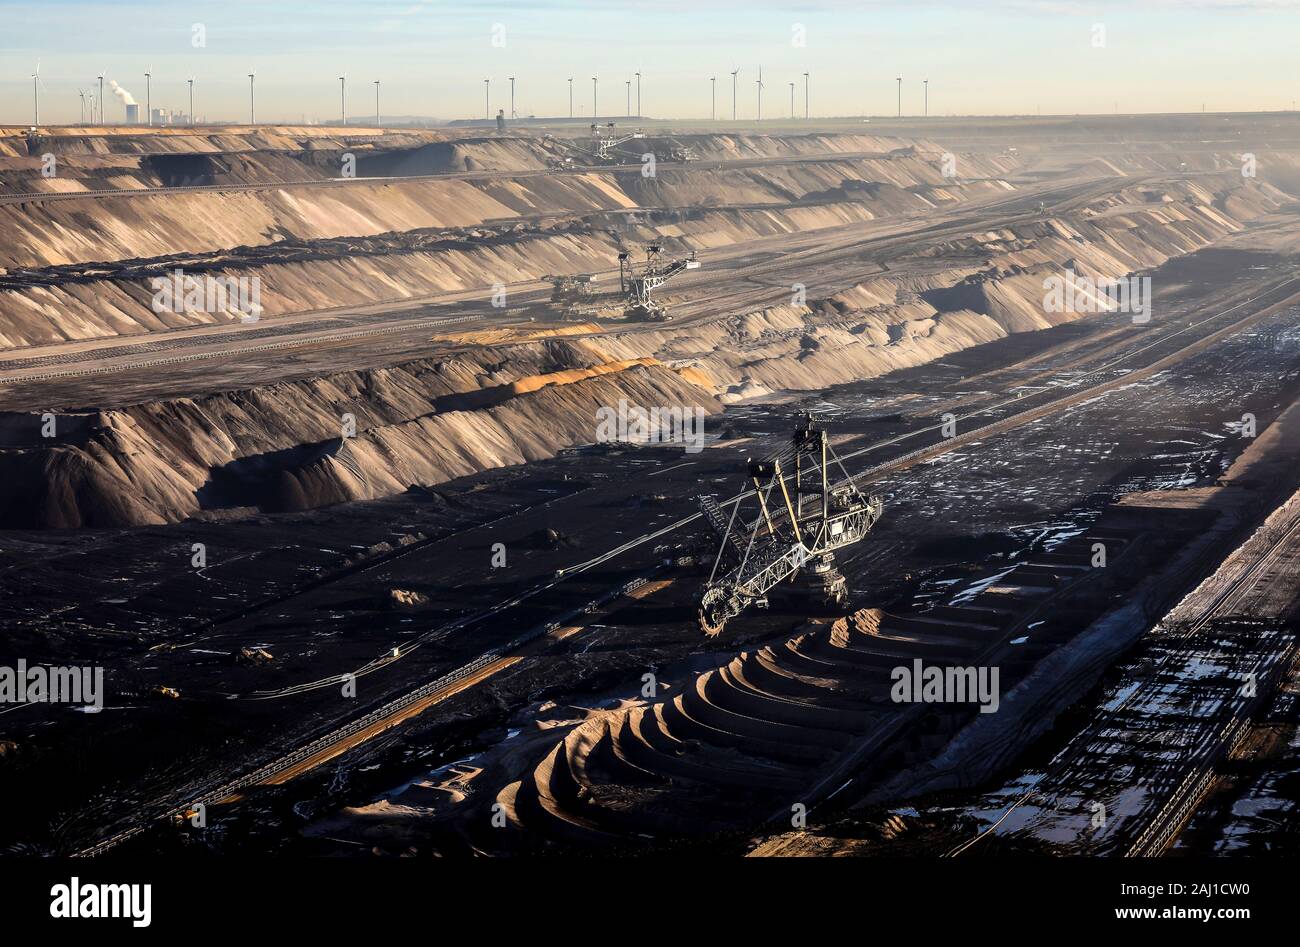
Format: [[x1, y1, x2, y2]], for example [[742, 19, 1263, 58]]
[[617, 244, 699, 321], [696, 414, 883, 636]]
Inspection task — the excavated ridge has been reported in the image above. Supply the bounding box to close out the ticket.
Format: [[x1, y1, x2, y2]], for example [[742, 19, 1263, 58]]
[[0, 342, 709, 527], [0, 168, 1263, 352], [0, 143, 1012, 271], [478, 519, 1140, 850], [487, 609, 976, 847], [0, 176, 1284, 527], [0, 139, 1020, 349], [0, 184, 1017, 349]]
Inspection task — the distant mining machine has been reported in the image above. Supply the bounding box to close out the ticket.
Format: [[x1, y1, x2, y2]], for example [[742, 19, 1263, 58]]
[[618, 244, 700, 322], [544, 272, 600, 317], [665, 137, 698, 162], [696, 413, 884, 636], [591, 122, 646, 162]]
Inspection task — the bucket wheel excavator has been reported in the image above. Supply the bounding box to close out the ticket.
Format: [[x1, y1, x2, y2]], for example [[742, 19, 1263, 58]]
[[696, 413, 883, 637], [618, 244, 699, 321], [590, 122, 646, 162]]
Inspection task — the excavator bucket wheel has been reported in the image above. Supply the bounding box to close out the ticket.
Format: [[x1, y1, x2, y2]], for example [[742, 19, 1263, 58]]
[[698, 606, 727, 638], [697, 586, 729, 637]]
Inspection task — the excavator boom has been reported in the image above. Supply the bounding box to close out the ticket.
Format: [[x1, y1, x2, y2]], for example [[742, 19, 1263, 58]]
[[696, 414, 882, 636]]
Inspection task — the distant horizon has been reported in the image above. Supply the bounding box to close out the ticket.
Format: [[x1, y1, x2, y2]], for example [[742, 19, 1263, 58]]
[[9, 107, 1300, 133], [5, 1, 1300, 125]]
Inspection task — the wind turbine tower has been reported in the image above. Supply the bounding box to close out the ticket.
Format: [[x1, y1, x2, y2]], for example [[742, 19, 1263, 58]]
[[730, 67, 739, 120]]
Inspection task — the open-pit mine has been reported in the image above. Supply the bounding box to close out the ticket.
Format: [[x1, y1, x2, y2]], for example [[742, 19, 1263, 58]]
[[2, 113, 1299, 868]]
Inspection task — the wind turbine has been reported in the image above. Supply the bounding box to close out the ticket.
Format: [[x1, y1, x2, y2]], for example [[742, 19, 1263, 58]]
[[78, 88, 86, 125], [568, 77, 573, 118], [188, 78, 194, 126], [710, 76, 716, 120], [339, 75, 346, 125], [803, 71, 809, 119], [923, 79, 929, 117], [730, 67, 739, 120], [248, 72, 256, 124], [625, 79, 631, 118], [31, 61, 40, 126], [756, 66, 764, 121], [789, 81, 795, 119], [896, 76, 902, 118], [98, 72, 105, 124], [374, 79, 380, 126], [145, 68, 152, 125], [592, 75, 598, 119], [635, 70, 641, 117], [483, 78, 489, 120], [509, 76, 515, 119]]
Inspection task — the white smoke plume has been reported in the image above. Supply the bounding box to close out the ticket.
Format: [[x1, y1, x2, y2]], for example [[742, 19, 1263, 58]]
[[109, 79, 136, 106]]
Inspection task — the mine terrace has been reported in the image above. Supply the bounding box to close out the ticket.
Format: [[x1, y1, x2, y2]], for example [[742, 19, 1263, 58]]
[[0, 113, 1298, 858]]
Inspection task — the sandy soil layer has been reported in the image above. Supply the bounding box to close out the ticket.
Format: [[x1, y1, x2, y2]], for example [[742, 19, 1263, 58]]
[[0, 175, 1284, 528]]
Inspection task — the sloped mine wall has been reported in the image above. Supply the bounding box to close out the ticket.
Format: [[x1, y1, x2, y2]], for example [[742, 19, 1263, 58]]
[[2, 176, 1282, 528]]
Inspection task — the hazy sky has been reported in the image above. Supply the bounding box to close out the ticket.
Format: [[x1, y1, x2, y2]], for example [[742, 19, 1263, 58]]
[[4, 0, 1299, 125]]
